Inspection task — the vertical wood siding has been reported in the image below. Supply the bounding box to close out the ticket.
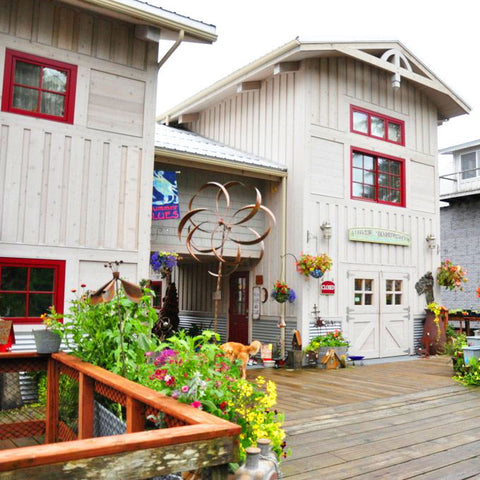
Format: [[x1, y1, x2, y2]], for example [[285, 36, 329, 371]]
[[0, 124, 143, 251], [0, 0, 147, 70], [191, 73, 297, 167]]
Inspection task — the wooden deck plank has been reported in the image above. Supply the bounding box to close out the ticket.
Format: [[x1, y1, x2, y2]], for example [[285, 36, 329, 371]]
[[248, 356, 480, 479]]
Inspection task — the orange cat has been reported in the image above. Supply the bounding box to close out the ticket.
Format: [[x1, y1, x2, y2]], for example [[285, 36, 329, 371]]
[[220, 340, 261, 379]]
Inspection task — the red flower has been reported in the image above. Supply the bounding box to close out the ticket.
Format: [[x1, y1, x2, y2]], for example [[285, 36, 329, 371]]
[[219, 401, 228, 411], [81, 284, 87, 288], [190, 401, 202, 409]]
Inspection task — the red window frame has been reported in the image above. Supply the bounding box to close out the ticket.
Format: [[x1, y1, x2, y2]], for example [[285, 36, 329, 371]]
[[1, 49, 77, 124], [351, 147, 406, 207], [0, 257, 65, 324], [350, 105, 405, 146]]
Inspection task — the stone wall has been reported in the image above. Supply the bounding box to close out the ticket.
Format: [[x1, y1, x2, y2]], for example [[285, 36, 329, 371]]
[[440, 195, 480, 309]]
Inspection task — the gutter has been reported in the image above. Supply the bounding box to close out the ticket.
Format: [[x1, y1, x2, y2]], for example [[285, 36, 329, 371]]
[[154, 147, 287, 180], [79, 0, 217, 43]]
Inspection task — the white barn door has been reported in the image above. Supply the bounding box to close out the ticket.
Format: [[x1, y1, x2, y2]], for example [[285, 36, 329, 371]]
[[379, 272, 410, 357], [347, 270, 410, 358]]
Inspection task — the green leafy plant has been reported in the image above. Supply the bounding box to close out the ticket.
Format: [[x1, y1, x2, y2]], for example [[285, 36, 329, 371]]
[[47, 286, 160, 383], [306, 330, 349, 351], [454, 353, 480, 385], [437, 260, 468, 291], [145, 330, 288, 464], [296, 253, 332, 278]]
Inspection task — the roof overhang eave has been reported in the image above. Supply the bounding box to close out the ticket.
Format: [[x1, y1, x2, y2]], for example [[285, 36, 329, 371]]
[[154, 147, 287, 180], [159, 39, 470, 122], [73, 0, 217, 43]]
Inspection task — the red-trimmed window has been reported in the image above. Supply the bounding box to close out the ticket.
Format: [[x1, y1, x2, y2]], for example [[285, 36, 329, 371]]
[[2, 49, 77, 124], [0, 258, 65, 324], [351, 148, 405, 207], [351, 106, 404, 145]]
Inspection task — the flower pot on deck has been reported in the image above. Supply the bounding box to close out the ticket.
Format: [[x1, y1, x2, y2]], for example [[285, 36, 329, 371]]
[[463, 346, 480, 364], [33, 329, 61, 354]]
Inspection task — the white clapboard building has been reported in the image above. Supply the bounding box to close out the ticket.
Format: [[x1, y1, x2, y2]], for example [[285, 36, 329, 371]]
[[155, 39, 469, 358], [0, 0, 216, 349]]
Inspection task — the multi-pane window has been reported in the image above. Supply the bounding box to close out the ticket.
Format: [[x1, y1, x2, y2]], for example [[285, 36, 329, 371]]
[[1, 49, 77, 124], [351, 106, 404, 145], [385, 280, 403, 305], [233, 277, 247, 315], [354, 279, 373, 306], [0, 258, 65, 324], [460, 151, 479, 180], [352, 149, 405, 207]]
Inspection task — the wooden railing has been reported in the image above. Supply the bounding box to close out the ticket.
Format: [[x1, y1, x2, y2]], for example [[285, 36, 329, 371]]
[[0, 351, 240, 479]]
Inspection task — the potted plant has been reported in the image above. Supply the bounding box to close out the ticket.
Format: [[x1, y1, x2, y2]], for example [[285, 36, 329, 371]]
[[271, 281, 296, 304], [33, 309, 62, 354], [295, 253, 332, 279], [437, 260, 468, 291], [150, 251, 179, 278], [306, 330, 349, 367]]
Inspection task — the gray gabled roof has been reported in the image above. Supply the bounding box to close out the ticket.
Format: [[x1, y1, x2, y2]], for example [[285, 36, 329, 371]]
[[154, 124, 287, 177], [440, 139, 480, 155]]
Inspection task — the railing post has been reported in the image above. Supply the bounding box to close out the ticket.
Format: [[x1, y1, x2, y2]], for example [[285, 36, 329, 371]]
[[78, 372, 95, 439], [126, 396, 144, 433], [45, 356, 59, 443]]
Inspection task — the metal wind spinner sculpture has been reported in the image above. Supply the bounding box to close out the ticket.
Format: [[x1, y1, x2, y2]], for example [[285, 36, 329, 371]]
[[178, 181, 276, 332]]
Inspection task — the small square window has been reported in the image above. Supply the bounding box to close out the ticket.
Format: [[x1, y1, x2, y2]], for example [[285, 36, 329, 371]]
[[2, 50, 77, 124]]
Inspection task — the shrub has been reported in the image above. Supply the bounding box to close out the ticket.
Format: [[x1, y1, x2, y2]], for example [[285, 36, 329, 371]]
[[145, 330, 288, 464]]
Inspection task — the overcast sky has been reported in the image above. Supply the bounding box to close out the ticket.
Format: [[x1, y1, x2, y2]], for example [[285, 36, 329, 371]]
[[156, 0, 478, 150]]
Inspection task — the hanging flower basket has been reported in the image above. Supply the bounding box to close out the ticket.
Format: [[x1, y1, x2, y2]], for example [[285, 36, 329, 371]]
[[436, 260, 467, 291], [271, 281, 296, 304], [295, 253, 332, 279], [150, 251, 179, 278]]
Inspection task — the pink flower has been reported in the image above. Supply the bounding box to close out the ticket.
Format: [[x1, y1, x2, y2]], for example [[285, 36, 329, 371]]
[[190, 401, 202, 409], [181, 385, 189, 393]]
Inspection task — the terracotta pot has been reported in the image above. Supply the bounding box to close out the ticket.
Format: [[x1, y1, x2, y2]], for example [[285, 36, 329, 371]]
[[422, 311, 446, 355]]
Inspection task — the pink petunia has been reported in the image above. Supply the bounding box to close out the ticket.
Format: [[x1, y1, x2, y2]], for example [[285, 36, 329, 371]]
[[181, 385, 189, 393], [190, 401, 202, 409]]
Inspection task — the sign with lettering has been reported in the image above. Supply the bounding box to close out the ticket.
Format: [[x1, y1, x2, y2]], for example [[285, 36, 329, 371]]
[[152, 170, 180, 220], [321, 280, 336, 295], [348, 227, 410, 246], [252, 286, 261, 320], [0, 319, 13, 345]]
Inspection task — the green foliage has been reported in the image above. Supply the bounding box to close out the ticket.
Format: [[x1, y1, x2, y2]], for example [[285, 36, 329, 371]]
[[305, 330, 349, 352], [144, 330, 288, 463], [47, 289, 161, 383], [455, 355, 480, 385]]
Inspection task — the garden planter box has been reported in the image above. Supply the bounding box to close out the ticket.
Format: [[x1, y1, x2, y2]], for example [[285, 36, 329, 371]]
[[318, 346, 348, 368], [463, 346, 480, 363], [33, 329, 61, 354], [286, 350, 303, 369]]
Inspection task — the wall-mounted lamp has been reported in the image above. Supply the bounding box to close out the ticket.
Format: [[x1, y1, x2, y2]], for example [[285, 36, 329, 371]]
[[320, 221, 332, 240], [426, 234, 437, 250]]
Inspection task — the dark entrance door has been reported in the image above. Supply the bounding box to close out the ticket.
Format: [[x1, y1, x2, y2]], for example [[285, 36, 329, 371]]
[[229, 271, 249, 343]]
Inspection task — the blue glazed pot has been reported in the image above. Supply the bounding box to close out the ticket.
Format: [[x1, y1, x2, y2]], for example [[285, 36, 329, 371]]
[[310, 269, 324, 279]]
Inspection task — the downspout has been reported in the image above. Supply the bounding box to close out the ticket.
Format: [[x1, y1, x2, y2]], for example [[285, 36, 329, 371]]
[[280, 175, 287, 359], [158, 29, 185, 69]]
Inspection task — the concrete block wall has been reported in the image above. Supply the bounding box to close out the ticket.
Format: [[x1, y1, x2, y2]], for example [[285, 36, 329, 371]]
[[440, 195, 480, 310]]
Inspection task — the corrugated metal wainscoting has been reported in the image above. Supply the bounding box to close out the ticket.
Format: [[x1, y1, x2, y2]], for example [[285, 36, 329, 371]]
[[251, 318, 296, 351], [414, 315, 425, 355], [178, 312, 227, 343]]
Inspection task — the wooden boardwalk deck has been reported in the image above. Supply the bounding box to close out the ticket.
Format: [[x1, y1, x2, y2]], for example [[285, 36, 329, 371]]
[[248, 356, 480, 479]]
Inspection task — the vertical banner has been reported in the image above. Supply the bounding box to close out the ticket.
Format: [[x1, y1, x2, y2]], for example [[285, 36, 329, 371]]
[[152, 170, 180, 220]]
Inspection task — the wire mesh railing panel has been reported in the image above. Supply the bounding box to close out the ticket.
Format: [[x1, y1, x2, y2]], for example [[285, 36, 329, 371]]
[[57, 371, 79, 441], [93, 393, 126, 437], [0, 363, 47, 443]]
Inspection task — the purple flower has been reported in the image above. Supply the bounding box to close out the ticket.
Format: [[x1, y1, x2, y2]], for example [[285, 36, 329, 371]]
[[154, 348, 177, 366]]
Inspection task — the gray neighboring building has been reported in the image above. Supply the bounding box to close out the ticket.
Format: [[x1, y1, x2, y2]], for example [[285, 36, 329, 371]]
[[439, 140, 480, 309]]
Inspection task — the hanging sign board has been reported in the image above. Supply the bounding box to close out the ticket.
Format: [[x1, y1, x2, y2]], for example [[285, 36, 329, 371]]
[[261, 343, 273, 360], [0, 319, 13, 344], [348, 227, 410, 246], [252, 286, 261, 320], [321, 281, 336, 295]]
